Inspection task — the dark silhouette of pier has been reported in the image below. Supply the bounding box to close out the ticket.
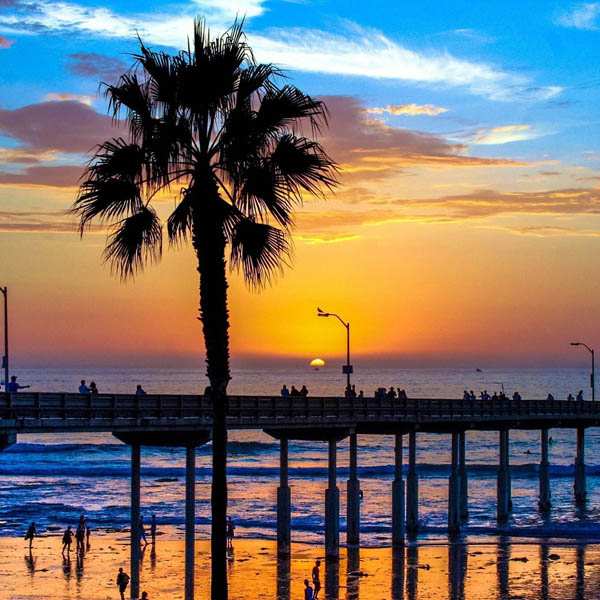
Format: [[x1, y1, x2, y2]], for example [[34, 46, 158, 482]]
[[1, 392, 597, 599]]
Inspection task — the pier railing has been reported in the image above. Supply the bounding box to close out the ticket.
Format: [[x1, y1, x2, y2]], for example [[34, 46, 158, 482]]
[[1, 393, 600, 432]]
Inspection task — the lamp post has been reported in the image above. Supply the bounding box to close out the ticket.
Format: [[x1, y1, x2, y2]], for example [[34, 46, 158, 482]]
[[570, 342, 595, 401], [1, 287, 7, 391], [317, 307, 352, 391]]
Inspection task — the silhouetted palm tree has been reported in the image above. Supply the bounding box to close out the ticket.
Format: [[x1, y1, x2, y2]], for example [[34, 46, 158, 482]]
[[72, 19, 336, 600]]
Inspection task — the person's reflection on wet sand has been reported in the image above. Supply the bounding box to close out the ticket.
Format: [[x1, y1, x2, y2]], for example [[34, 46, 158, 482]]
[[24, 549, 36, 575], [325, 557, 339, 599], [346, 547, 360, 600], [62, 555, 72, 580], [276, 553, 290, 600], [406, 544, 418, 600], [448, 540, 468, 600], [391, 545, 405, 600], [496, 536, 510, 600]]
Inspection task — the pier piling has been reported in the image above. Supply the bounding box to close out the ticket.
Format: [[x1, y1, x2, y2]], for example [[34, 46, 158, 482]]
[[392, 433, 405, 547], [346, 432, 361, 547], [277, 438, 291, 556], [406, 431, 419, 534], [184, 445, 196, 600], [459, 431, 468, 522], [130, 443, 141, 600], [538, 429, 551, 512], [574, 427, 586, 505], [325, 438, 340, 558], [497, 430, 511, 524], [448, 432, 462, 534]]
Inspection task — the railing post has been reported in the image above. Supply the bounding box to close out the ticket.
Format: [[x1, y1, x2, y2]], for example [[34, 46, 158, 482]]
[[346, 432, 360, 547], [392, 433, 405, 547], [325, 438, 339, 558], [574, 427, 586, 505], [277, 437, 291, 556], [130, 443, 141, 599], [539, 428, 551, 512], [406, 431, 419, 534]]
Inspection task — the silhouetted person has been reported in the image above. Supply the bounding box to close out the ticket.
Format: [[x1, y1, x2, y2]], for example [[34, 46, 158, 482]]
[[226, 516, 235, 550], [136, 384, 146, 396], [281, 385, 290, 397], [387, 387, 397, 400], [568, 393, 574, 401], [358, 390, 364, 398], [577, 390, 584, 401], [469, 390, 476, 400], [86, 524, 91, 549], [300, 385, 309, 397], [512, 391, 522, 401], [89, 381, 98, 395], [547, 393, 555, 401], [399, 389, 408, 400], [291, 385, 300, 396], [140, 515, 148, 545], [463, 390, 469, 400], [492, 392, 499, 401], [312, 559, 321, 599], [304, 579, 314, 600], [7, 376, 29, 393], [62, 526, 73, 556], [141, 593, 149, 600], [24, 522, 36, 549], [79, 380, 90, 394], [76, 518, 85, 553], [150, 514, 157, 546], [116, 567, 130, 600]]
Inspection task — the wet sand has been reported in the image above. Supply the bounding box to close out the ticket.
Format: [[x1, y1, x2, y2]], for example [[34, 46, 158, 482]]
[[1, 530, 599, 599]]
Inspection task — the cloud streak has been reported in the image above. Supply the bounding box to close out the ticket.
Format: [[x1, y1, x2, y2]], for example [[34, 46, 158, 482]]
[[366, 104, 448, 117], [556, 3, 600, 30]]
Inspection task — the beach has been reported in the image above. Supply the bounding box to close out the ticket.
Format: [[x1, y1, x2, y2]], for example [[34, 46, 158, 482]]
[[1, 531, 599, 599]]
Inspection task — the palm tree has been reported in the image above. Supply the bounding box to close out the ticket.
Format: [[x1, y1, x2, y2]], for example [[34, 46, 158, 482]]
[[72, 19, 336, 600]]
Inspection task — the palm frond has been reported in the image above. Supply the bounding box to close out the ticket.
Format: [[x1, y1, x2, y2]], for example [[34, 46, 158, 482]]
[[230, 218, 290, 288], [104, 206, 162, 279], [167, 189, 194, 245]]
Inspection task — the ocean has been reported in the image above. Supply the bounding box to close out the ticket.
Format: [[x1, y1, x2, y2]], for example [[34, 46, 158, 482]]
[[1, 366, 600, 545]]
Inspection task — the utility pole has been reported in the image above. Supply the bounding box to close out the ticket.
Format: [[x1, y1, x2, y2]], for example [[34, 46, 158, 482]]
[[1, 287, 7, 391]]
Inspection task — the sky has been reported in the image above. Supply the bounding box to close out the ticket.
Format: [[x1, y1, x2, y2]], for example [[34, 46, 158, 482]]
[[1, 0, 600, 368]]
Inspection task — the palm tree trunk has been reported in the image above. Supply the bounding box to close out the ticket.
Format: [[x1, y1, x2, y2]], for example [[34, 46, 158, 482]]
[[193, 207, 231, 600]]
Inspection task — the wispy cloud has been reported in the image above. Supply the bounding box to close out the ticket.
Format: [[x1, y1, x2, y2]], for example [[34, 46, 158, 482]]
[[0, 165, 83, 187], [366, 103, 448, 117], [44, 92, 94, 106], [67, 52, 127, 82], [468, 124, 542, 145], [0, 2, 562, 102], [556, 3, 600, 30]]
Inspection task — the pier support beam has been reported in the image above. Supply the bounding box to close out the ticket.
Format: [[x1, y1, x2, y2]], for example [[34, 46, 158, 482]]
[[346, 432, 360, 547], [392, 433, 405, 548], [277, 438, 291, 556], [459, 432, 468, 522], [497, 430, 511, 524], [448, 432, 461, 534], [538, 429, 551, 512], [406, 431, 419, 535], [325, 438, 340, 558], [130, 443, 141, 600], [184, 445, 196, 600], [574, 427, 586, 505]]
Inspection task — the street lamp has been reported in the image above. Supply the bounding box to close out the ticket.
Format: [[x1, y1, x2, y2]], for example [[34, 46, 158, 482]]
[[1, 287, 7, 392], [570, 342, 595, 401], [317, 307, 352, 392]]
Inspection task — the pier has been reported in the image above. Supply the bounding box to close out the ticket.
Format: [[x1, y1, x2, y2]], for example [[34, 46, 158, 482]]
[[1, 392, 598, 598]]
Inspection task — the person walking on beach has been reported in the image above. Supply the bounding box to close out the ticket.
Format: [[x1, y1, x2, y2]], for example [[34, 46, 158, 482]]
[[76, 520, 86, 554], [304, 579, 314, 600], [62, 526, 73, 556], [24, 522, 36, 549], [79, 380, 90, 394], [139, 515, 148, 545], [226, 516, 235, 551], [312, 559, 321, 599], [7, 376, 30, 393], [116, 567, 130, 600]]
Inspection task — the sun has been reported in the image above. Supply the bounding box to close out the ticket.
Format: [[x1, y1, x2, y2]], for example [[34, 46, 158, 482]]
[[310, 358, 325, 370]]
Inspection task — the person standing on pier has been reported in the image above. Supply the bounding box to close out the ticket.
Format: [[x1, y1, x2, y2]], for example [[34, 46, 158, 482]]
[[280, 385, 290, 397], [78, 380, 90, 394], [116, 567, 130, 600], [24, 522, 36, 549], [7, 376, 30, 393], [89, 381, 99, 395], [136, 384, 147, 396]]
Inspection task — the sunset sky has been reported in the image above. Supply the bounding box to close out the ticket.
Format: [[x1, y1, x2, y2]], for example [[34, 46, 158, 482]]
[[1, 1, 600, 367]]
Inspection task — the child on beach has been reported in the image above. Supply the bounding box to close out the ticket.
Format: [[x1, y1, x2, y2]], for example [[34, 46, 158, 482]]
[[116, 568, 130, 600], [61, 526, 73, 556], [304, 579, 314, 600]]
